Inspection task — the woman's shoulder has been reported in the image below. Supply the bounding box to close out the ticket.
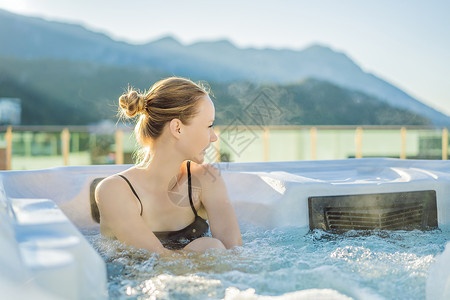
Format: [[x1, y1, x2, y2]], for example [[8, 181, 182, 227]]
[[95, 168, 136, 201], [189, 162, 224, 188], [189, 162, 230, 207], [96, 174, 122, 190]]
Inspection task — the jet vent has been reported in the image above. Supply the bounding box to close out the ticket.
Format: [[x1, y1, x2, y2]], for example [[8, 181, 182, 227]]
[[308, 190, 437, 232]]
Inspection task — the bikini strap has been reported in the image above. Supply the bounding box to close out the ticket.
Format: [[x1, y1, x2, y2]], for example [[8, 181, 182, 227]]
[[187, 160, 198, 217], [117, 174, 143, 216]]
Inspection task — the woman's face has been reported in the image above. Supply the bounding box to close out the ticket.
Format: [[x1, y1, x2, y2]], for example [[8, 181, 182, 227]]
[[179, 95, 217, 163]]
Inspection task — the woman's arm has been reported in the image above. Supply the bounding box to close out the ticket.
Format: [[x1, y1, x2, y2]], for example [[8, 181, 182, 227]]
[[197, 164, 242, 249], [95, 176, 172, 255]]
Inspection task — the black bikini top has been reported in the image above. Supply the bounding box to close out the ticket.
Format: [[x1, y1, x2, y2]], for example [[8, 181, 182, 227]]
[[118, 160, 209, 250]]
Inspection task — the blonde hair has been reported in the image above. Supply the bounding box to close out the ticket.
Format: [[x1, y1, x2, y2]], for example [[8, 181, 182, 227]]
[[119, 77, 209, 163]]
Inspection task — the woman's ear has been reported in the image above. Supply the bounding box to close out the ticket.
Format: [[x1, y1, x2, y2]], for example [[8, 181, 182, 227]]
[[169, 118, 182, 139]]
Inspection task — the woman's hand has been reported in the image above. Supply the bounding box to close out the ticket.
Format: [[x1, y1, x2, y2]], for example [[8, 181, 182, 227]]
[[183, 236, 226, 252]]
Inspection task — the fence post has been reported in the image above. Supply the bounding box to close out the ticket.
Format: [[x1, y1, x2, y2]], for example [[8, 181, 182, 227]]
[[310, 127, 317, 160], [115, 129, 124, 165], [400, 127, 407, 159], [263, 127, 269, 161], [5, 126, 12, 170], [355, 127, 363, 158], [443, 128, 448, 160], [61, 128, 70, 166]]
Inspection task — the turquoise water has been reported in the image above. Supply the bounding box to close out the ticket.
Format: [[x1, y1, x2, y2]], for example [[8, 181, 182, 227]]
[[85, 224, 450, 299]]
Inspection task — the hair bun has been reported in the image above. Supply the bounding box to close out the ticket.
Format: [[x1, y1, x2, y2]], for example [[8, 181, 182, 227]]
[[119, 89, 146, 118]]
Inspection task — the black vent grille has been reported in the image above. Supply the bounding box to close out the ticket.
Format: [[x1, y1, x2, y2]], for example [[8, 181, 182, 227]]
[[309, 190, 437, 232]]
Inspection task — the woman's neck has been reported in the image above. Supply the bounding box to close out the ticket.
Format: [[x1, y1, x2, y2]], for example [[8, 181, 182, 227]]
[[139, 148, 185, 192]]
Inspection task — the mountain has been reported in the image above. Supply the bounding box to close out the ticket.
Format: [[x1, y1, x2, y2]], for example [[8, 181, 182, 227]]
[[0, 57, 168, 124], [0, 8, 448, 125], [213, 79, 429, 126], [0, 57, 429, 126]]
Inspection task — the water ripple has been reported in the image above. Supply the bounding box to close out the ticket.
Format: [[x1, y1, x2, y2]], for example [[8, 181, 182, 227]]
[[83, 224, 450, 300]]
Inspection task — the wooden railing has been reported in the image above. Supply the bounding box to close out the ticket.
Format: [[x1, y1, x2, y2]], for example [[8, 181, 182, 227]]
[[0, 125, 448, 170]]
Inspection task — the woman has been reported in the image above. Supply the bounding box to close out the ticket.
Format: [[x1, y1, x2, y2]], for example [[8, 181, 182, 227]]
[[95, 77, 242, 255]]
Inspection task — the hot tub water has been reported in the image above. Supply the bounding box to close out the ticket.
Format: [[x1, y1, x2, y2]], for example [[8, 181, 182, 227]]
[[3, 158, 450, 299], [84, 223, 450, 300]]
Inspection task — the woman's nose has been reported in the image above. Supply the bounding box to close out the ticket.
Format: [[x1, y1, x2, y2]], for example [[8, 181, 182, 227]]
[[211, 129, 218, 142]]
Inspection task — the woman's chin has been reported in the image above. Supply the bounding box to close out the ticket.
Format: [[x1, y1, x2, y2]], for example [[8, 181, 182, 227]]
[[190, 152, 206, 164]]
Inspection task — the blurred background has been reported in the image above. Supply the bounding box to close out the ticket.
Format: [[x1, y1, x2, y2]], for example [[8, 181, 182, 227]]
[[0, 0, 449, 170]]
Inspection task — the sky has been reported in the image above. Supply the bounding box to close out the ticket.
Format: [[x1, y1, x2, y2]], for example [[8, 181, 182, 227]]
[[1, 0, 449, 115]]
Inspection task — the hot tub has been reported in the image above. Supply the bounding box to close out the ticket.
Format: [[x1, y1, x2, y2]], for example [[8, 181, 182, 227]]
[[1, 158, 449, 299]]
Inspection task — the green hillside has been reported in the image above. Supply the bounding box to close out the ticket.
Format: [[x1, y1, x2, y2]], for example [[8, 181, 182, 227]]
[[0, 57, 429, 126], [0, 57, 167, 124]]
